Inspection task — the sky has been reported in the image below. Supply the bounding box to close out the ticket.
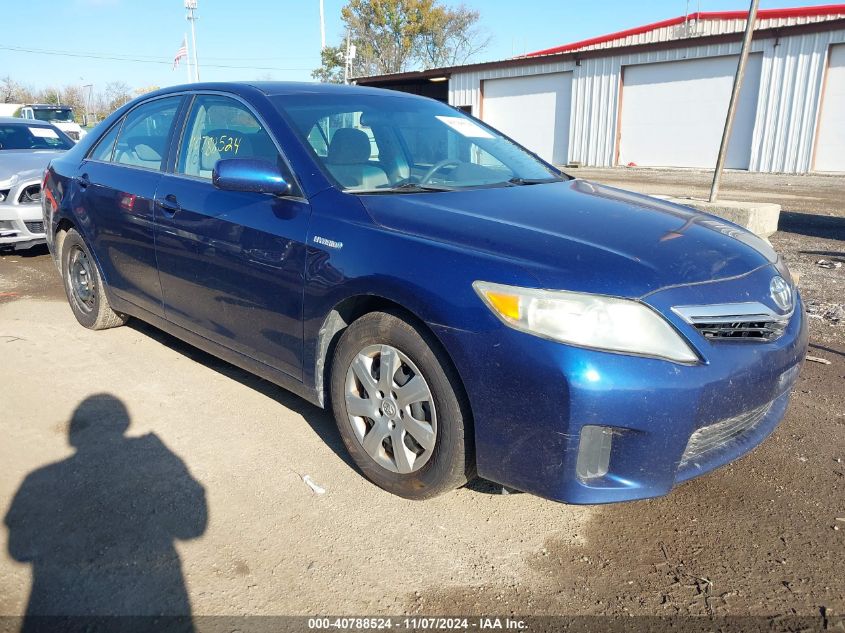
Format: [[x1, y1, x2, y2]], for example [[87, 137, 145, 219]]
[[0, 0, 834, 93]]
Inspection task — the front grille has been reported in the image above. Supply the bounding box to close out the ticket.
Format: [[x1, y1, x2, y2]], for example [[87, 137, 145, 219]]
[[673, 302, 791, 343], [679, 400, 774, 468], [693, 320, 787, 341], [24, 221, 45, 234]]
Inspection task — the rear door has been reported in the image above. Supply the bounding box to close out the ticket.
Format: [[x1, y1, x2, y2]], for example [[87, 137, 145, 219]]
[[76, 95, 184, 316], [154, 93, 310, 379]]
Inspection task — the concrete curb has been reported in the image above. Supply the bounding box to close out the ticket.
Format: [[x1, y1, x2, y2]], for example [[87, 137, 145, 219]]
[[651, 196, 781, 238]]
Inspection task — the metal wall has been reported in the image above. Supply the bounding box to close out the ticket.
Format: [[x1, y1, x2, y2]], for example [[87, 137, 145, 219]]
[[571, 12, 845, 53], [448, 28, 845, 173]]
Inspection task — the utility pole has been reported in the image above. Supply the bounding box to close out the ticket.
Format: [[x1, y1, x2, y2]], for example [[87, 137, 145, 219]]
[[82, 83, 93, 126], [319, 0, 326, 50], [185, 0, 200, 82], [709, 0, 759, 202], [344, 31, 350, 84]]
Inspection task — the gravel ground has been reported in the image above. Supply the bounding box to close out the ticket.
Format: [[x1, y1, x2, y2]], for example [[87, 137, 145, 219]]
[[0, 170, 843, 630]]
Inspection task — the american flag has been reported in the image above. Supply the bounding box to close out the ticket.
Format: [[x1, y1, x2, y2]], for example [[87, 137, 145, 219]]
[[173, 36, 188, 70]]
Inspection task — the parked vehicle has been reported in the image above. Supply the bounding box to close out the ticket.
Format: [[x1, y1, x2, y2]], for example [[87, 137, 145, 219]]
[[18, 104, 87, 142], [42, 83, 807, 503], [0, 117, 74, 251]]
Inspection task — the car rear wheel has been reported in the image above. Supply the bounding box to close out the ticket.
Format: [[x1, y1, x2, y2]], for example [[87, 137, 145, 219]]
[[330, 311, 473, 499], [61, 229, 127, 330]]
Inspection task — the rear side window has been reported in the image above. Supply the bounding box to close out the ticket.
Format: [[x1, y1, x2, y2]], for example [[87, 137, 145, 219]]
[[113, 97, 181, 171], [176, 94, 288, 181], [89, 122, 122, 162], [0, 124, 74, 151]]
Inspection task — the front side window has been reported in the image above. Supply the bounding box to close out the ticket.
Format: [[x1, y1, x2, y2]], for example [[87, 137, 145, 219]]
[[275, 94, 560, 193], [113, 97, 181, 171], [0, 124, 74, 151], [177, 95, 285, 181]]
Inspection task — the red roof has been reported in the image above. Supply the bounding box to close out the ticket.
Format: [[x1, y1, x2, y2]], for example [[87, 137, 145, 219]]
[[524, 4, 845, 58]]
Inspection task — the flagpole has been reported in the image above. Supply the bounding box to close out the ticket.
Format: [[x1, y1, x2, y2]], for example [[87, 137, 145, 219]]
[[186, 0, 200, 82], [319, 0, 326, 49], [185, 34, 193, 83]]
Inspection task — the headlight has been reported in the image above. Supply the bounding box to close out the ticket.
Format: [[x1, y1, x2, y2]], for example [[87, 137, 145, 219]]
[[474, 281, 698, 363]]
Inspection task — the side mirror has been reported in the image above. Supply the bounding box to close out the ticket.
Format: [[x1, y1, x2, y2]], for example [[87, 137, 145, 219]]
[[212, 159, 292, 195]]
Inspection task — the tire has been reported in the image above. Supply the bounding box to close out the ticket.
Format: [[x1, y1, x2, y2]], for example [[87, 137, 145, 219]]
[[61, 229, 127, 330], [330, 310, 474, 499]]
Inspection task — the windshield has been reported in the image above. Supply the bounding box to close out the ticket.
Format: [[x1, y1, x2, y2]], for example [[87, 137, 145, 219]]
[[273, 93, 562, 193], [32, 108, 75, 123], [0, 124, 74, 150]]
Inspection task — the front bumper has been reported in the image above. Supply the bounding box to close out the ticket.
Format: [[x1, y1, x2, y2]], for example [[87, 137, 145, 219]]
[[1, 179, 46, 251], [433, 265, 808, 504]]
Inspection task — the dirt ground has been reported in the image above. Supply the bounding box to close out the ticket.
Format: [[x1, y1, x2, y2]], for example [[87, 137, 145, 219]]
[[0, 169, 843, 630]]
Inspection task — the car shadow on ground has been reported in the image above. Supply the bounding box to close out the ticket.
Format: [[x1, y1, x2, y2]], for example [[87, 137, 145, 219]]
[[0, 244, 50, 258], [4, 393, 204, 632], [127, 319, 358, 472], [127, 319, 507, 493]]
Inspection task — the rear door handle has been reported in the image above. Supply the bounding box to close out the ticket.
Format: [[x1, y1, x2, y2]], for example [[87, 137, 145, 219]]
[[158, 194, 181, 215], [78, 173, 91, 189]]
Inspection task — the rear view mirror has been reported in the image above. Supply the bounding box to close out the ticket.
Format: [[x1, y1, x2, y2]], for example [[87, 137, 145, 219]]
[[212, 159, 292, 195]]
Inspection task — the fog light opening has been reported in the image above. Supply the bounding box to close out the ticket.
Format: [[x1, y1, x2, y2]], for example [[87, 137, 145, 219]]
[[576, 425, 614, 481]]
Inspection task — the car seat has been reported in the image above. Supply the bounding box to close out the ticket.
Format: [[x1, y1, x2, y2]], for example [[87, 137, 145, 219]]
[[325, 128, 388, 190]]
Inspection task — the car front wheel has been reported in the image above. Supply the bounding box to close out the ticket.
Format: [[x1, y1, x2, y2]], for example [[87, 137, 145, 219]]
[[330, 311, 473, 499]]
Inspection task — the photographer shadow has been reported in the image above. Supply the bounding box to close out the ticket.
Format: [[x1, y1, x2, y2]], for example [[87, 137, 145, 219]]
[[4, 394, 207, 632]]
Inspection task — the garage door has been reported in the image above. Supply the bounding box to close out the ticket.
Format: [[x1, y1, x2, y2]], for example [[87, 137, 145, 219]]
[[482, 72, 572, 165], [618, 55, 762, 169], [814, 44, 845, 172]]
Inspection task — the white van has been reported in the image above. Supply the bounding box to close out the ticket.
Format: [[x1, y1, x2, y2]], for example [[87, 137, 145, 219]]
[[19, 104, 87, 142]]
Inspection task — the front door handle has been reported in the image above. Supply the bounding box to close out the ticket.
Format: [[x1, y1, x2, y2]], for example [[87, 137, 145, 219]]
[[158, 194, 181, 215], [78, 173, 91, 189]]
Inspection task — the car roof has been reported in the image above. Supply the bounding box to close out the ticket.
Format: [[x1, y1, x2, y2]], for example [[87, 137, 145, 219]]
[[149, 81, 426, 100], [0, 116, 55, 125]]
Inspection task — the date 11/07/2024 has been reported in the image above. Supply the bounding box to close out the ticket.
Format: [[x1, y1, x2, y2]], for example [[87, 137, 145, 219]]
[[307, 617, 527, 630]]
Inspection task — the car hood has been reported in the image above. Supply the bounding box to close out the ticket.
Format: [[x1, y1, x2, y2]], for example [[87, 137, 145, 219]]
[[358, 179, 777, 298], [0, 150, 64, 185]]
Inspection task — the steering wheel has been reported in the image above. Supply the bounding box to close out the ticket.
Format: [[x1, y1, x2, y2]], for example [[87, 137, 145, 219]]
[[419, 159, 462, 185]]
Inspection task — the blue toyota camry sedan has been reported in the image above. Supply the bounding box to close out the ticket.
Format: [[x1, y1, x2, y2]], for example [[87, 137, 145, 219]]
[[42, 82, 807, 504]]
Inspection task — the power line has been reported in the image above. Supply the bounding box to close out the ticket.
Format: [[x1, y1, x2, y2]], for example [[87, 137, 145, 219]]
[[0, 44, 314, 71]]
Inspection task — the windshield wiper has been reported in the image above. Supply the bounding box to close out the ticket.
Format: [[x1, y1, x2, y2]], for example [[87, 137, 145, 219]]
[[351, 182, 455, 194], [506, 176, 564, 186]]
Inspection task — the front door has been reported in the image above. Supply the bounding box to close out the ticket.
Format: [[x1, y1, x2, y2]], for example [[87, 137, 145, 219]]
[[154, 93, 310, 379]]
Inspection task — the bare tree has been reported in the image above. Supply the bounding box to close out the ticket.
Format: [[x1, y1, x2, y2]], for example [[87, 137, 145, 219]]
[[417, 5, 491, 69], [1, 76, 20, 103], [1, 76, 35, 104]]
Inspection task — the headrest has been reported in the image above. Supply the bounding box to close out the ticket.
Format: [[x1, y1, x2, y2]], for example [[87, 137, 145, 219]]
[[327, 128, 371, 165], [133, 143, 161, 162], [199, 137, 221, 172]]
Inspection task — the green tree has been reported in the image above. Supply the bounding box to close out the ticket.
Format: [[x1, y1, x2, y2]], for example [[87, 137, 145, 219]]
[[312, 45, 347, 83], [313, 0, 489, 82]]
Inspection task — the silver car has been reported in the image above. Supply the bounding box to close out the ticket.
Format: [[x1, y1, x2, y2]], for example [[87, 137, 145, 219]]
[[0, 117, 74, 251]]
